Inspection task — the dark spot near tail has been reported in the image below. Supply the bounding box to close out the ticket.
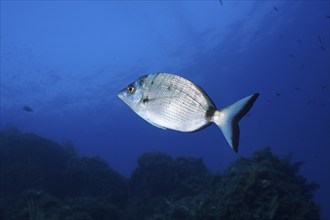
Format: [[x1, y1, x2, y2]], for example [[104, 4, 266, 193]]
[[205, 106, 216, 121]]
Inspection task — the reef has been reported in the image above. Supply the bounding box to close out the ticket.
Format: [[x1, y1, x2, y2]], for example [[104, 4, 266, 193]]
[[0, 127, 320, 220]]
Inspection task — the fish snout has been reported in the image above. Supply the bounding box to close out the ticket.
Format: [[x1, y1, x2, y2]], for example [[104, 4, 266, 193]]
[[117, 90, 126, 101]]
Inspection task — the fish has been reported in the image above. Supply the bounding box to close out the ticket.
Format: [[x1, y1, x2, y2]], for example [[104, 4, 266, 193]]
[[117, 73, 259, 152], [299, 64, 305, 71], [297, 38, 302, 45], [23, 105, 33, 112], [219, 0, 223, 6], [289, 53, 295, 58], [273, 6, 279, 12], [306, 100, 316, 106], [320, 45, 326, 52]]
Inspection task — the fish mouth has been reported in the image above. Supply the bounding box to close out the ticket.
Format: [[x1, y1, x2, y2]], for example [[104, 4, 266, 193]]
[[117, 90, 126, 101], [117, 92, 123, 100]]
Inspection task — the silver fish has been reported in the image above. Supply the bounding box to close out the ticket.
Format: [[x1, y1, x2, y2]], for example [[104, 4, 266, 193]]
[[117, 73, 259, 152]]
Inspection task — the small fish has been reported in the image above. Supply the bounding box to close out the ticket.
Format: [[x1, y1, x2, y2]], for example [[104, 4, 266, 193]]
[[299, 64, 305, 71], [219, 0, 223, 6], [297, 38, 302, 45], [276, 92, 281, 96], [318, 35, 322, 43], [23, 106, 33, 112], [320, 45, 326, 52], [273, 6, 279, 12], [289, 53, 295, 58], [117, 73, 259, 152], [326, 15, 330, 19], [306, 100, 316, 106]]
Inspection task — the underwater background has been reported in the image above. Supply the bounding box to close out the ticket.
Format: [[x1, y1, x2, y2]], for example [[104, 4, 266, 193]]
[[0, 1, 329, 220]]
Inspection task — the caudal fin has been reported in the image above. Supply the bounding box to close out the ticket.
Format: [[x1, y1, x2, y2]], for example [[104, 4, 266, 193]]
[[213, 93, 259, 153]]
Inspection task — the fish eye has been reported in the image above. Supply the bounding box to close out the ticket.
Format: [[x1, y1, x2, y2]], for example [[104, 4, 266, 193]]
[[127, 84, 135, 94]]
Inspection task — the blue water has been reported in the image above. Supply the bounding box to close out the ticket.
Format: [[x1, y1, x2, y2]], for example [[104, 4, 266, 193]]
[[1, 1, 329, 219]]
